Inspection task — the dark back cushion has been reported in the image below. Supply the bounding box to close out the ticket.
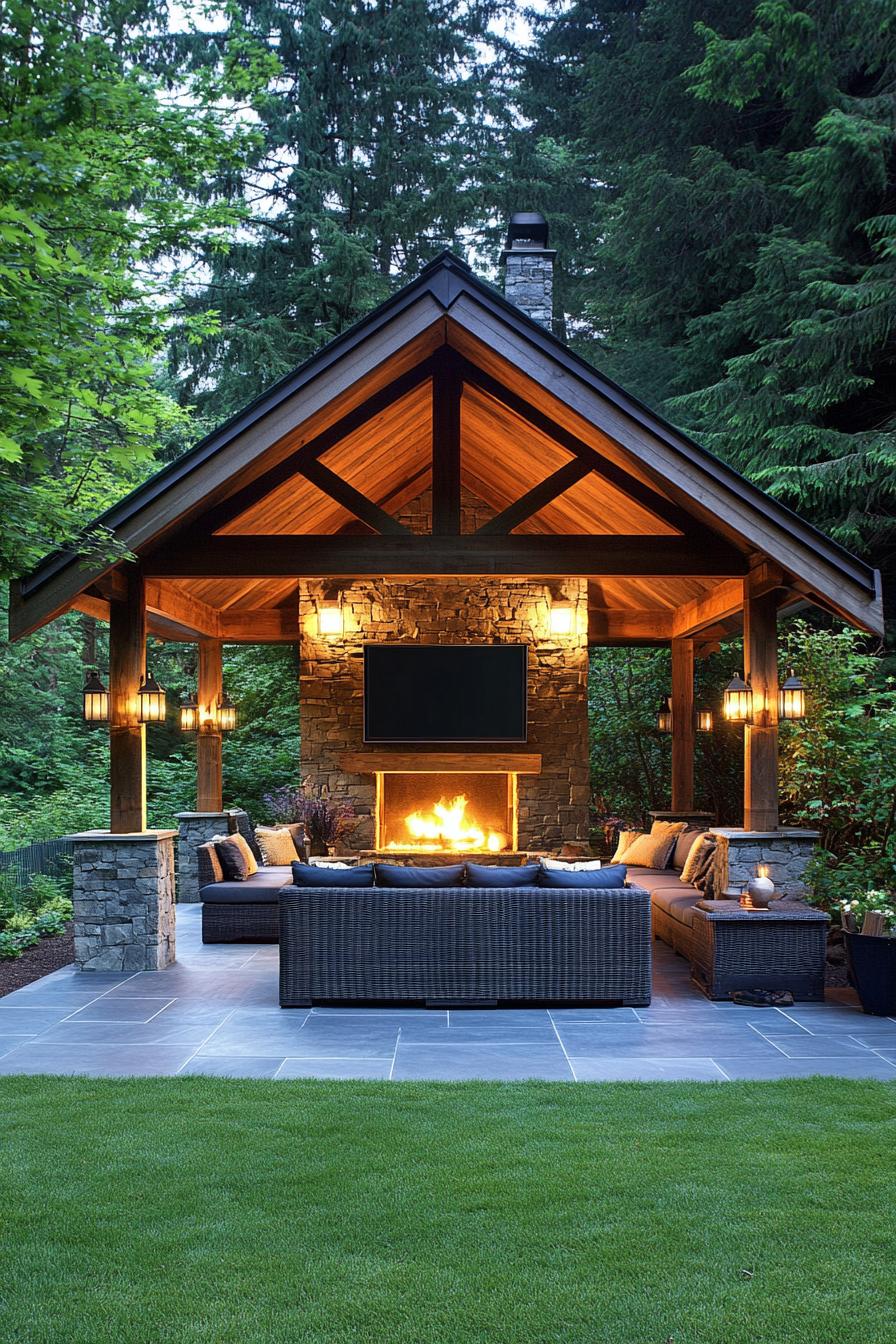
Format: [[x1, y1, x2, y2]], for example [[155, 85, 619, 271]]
[[291, 862, 375, 887], [375, 863, 465, 887], [672, 829, 706, 871], [538, 863, 628, 888], [466, 862, 541, 887], [215, 836, 251, 882]]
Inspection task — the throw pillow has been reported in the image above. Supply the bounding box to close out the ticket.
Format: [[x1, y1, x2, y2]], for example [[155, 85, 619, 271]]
[[611, 830, 642, 862], [197, 842, 223, 885], [617, 821, 686, 869], [672, 828, 706, 871], [374, 863, 465, 888], [255, 826, 299, 866], [285, 822, 309, 860], [691, 841, 718, 894], [215, 836, 251, 882], [542, 856, 602, 871], [290, 862, 375, 887], [680, 834, 713, 885], [538, 863, 627, 888], [225, 831, 258, 876], [465, 862, 541, 887]]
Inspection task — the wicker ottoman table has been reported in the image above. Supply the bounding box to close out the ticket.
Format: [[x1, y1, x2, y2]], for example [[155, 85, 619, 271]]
[[690, 900, 830, 1001]]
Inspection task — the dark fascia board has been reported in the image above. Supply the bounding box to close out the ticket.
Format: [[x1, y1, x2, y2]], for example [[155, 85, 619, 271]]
[[19, 247, 877, 602]]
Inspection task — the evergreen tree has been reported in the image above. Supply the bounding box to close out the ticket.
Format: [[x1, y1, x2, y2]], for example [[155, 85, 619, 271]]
[[167, 0, 512, 419]]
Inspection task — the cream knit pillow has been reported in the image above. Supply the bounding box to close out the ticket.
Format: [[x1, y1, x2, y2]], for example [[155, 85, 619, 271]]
[[618, 821, 687, 869], [255, 826, 299, 867]]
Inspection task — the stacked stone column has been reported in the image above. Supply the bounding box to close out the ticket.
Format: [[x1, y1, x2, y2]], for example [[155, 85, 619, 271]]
[[176, 810, 235, 903], [69, 830, 176, 972]]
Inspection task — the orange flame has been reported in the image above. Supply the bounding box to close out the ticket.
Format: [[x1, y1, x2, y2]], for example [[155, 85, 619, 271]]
[[388, 793, 506, 852]]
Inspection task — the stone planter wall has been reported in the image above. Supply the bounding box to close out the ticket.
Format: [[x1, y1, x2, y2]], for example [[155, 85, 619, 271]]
[[710, 828, 820, 900], [298, 491, 591, 852], [70, 831, 176, 972]]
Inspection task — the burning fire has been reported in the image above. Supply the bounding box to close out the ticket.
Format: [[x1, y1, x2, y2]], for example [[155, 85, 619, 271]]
[[390, 793, 506, 853]]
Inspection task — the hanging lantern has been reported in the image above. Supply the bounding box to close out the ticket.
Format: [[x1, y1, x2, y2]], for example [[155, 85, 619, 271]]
[[82, 670, 109, 724], [216, 690, 237, 732], [179, 695, 199, 732], [137, 671, 167, 724], [723, 672, 753, 723], [549, 601, 574, 636], [696, 708, 714, 733], [655, 695, 673, 734], [778, 669, 806, 721]]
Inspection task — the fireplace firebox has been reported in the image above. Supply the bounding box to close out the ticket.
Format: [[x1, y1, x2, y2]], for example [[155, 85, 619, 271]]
[[376, 771, 517, 853]]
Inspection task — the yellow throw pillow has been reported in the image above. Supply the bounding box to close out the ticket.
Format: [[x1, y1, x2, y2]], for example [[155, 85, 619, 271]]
[[680, 834, 712, 885], [611, 830, 643, 862], [255, 826, 299, 866], [618, 821, 687, 869], [225, 830, 258, 876]]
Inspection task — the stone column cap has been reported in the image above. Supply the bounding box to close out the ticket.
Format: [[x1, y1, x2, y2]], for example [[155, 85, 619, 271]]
[[65, 829, 178, 842], [709, 827, 820, 840], [175, 811, 234, 820]]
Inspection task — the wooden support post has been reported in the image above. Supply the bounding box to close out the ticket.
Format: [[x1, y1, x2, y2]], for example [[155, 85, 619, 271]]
[[671, 637, 695, 812], [744, 580, 780, 831], [197, 638, 223, 812], [109, 568, 146, 833], [431, 353, 462, 534]]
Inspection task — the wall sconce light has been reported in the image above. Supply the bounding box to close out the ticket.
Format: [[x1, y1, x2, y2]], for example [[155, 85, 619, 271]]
[[137, 671, 167, 724], [179, 695, 199, 732], [696, 709, 714, 733], [317, 599, 343, 637], [723, 672, 753, 723], [82, 670, 109, 724], [216, 690, 237, 732], [778, 668, 806, 721], [655, 695, 673, 734], [548, 601, 574, 637]]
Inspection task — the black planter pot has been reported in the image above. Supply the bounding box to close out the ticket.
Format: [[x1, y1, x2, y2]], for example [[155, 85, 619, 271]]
[[843, 932, 896, 1016]]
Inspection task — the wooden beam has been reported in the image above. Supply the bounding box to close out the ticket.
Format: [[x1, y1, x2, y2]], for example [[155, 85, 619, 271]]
[[193, 356, 437, 537], [459, 359, 708, 538], [743, 576, 779, 831], [588, 610, 673, 643], [197, 638, 223, 812], [339, 752, 542, 775], [72, 594, 110, 622], [144, 580, 220, 638], [671, 637, 695, 812], [671, 579, 745, 638], [476, 459, 593, 536], [145, 535, 748, 579], [109, 568, 146, 833], [431, 352, 462, 534], [296, 457, 410, 536], [219, 609, 297, 642]]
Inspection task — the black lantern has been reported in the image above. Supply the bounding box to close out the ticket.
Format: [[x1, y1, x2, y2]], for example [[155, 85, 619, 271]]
[[82, 670, 109, 723], [696, 709, 714, 733], [723, 672, 753, 723], [655, 695, 673, 734], [778, 669, 807, 721], [216, 690, 237, 732], [179, 695, 199, 732], [137, 671, 166, 724]]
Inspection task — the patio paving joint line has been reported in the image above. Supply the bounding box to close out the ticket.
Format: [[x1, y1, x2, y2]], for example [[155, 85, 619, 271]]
[[55, 971, 144, 1023], [175, 1008, 241, 1075], [388, 1029, 402, 1081], [746, 1022, 796, 1056], [547, 1010, 577, 1082]]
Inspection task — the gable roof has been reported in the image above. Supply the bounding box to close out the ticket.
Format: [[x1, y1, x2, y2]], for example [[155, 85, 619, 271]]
[[10, 250, 883, 639]]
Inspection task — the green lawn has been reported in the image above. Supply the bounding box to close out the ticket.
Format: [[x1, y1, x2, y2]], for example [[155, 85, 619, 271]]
[[1, 1078, 894, 1344]]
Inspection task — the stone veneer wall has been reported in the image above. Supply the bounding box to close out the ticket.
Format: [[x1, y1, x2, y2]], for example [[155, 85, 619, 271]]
[[71, 831, 176, 971], [299, 564, 590, 852], [710, 829, 820, 900], [176, 811, 236, 903]]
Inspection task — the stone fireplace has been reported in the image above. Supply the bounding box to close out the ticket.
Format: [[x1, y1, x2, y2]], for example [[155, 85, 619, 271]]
[[298, 567, 591, 852]]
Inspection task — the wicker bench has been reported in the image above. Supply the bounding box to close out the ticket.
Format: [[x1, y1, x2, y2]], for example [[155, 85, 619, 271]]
[[279, 884, 652, 1008]]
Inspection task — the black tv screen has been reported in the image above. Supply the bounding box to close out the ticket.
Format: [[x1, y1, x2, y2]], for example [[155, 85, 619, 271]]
[[363, 644, 528, 743]]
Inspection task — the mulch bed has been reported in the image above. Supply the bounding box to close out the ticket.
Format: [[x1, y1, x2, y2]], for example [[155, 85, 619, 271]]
[[0, 925, 74, 997]]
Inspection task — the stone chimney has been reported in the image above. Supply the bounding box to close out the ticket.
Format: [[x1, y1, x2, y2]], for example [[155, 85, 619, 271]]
[[501, 211, 556, 329]]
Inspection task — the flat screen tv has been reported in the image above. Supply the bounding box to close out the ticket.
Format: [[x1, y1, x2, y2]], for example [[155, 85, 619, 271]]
[[363, 644, 528, 743]]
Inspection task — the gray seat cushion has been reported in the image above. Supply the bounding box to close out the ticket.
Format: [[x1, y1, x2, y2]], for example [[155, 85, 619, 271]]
[[628, 866, 698, 896], [200, 868, 291, 903], [651, 887, 699, 927]]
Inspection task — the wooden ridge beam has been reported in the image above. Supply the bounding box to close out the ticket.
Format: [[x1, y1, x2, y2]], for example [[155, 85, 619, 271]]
[[145, 535, 748, 579], [431, 351, 462, 533], [476, 459, 593, 536]]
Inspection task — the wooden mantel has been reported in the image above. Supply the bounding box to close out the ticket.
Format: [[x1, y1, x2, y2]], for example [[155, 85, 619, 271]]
[[339, 752, 542, 775]]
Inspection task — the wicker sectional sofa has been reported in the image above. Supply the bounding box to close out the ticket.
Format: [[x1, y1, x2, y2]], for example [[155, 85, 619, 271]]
[[278, 883, 652, 1008]]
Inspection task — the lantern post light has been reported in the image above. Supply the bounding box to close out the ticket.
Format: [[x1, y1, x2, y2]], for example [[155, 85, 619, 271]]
[[696, 708, 714, 733], [778, 668, 807, 721], [216, 690, 237, 732], [179, 695, 199, 732], [137, 671, 167, 724], [655, 695, 673, 734], [723, 672, 753, 723], [82, 670, 109, 724]]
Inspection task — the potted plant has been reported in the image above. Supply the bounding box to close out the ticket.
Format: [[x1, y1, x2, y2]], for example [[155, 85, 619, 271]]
[[840, 891, 896, 1015], [263, 781, 356, 856]]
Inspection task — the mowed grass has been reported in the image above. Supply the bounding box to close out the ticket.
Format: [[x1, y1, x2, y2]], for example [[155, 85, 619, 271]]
[[1, 1078, 894, 1344]]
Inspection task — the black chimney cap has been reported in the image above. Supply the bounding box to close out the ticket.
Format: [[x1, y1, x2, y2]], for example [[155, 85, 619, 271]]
[[506, 211, 549, 249]]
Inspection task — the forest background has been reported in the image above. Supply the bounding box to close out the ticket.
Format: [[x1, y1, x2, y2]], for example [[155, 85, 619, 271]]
[[1, 0, 894, 897]]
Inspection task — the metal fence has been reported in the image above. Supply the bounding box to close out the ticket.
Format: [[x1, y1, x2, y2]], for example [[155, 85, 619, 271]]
[[0, 839, 74, 890]]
